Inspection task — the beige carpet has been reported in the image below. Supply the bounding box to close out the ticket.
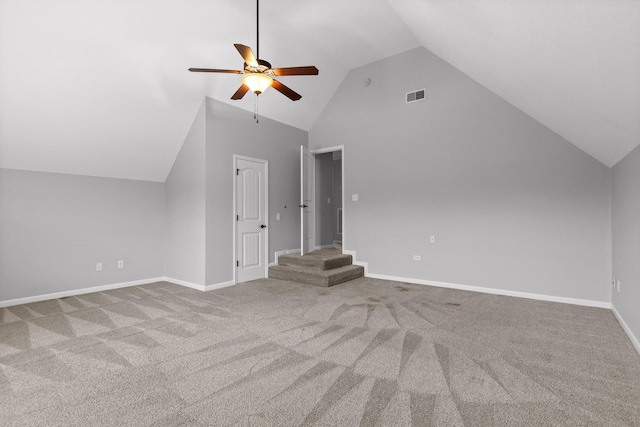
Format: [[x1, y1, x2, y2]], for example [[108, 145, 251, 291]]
[[1, 278, 639, 426]]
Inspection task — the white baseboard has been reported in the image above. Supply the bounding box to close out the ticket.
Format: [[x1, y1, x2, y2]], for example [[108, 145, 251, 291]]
[[366, 272, 611, 309], [162, 277, 205, 291], [0, 260, 613, 315], [163, 277, 237, 292], [611, 304, 640, 356], [0, 277, 166, 308], [204, 280, 236, 291], [0, 276, 239, 308]]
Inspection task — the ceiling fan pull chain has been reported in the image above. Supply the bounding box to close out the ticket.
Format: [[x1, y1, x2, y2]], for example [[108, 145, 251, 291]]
[[253, 95, 260, 124]]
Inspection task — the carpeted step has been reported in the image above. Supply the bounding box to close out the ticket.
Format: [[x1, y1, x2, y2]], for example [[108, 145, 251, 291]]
[[277, 252, 353, 271], [268, 264, 364, 287]]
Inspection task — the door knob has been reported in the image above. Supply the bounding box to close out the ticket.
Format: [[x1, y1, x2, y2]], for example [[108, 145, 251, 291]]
[[260, 224, 267, 229], [299, 204, 308, 208]]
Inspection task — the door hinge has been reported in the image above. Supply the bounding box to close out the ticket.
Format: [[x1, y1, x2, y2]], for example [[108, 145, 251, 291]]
[[236, 260, 239, 267], [236, 214, 239, 221], [236, 168, 240, 175]]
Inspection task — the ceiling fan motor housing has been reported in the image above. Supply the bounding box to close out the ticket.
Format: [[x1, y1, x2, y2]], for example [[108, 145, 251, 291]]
[[245, 59, 273, 75]]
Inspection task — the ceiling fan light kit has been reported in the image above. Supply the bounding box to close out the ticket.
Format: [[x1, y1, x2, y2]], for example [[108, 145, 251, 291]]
[[189, 0, 318, 114], [242, 73, 272, 95]]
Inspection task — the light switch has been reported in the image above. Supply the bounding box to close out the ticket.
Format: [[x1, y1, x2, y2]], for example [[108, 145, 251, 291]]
[[352, 194, 359, 201], [276, 213, 281, 221]]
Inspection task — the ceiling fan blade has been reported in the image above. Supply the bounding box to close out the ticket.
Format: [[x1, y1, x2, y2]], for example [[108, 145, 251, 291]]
[[231, 84, 251, 100], [272, 66, 319, 76], [272, 79, 302, 101], [234, 44, 259, 68], [188, 68, 243, 74]]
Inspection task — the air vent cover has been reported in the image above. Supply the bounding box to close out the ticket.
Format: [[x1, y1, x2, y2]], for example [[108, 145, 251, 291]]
[[406, 89, 426, 104]]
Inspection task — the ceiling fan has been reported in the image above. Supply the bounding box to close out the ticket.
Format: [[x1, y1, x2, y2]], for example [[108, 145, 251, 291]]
[[188, 0, 318, 102]]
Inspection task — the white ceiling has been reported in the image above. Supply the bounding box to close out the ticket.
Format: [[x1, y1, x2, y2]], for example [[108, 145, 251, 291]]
[[1, 0, 638, 181]]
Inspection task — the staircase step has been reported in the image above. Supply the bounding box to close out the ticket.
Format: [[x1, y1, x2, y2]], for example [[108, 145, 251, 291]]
[[269, 264, 364, 287], [278, 252, 352, 271]]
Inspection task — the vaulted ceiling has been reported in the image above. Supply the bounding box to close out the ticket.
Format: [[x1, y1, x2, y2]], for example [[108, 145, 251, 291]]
[[1, 0, 638, 181]]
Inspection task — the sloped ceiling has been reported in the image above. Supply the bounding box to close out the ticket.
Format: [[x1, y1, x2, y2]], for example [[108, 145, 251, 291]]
[[389, 0, 640, 168], [0, 0, 638, 181]]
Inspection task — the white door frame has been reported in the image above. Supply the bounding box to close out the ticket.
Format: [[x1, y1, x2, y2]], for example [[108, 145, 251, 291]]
[[233, 154, 269, 284], [309, 145, 345, 251]]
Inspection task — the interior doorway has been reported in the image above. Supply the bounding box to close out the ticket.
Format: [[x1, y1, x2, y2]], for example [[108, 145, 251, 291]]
[[300, 146, 344, 255], [315, 151, 342, 248]]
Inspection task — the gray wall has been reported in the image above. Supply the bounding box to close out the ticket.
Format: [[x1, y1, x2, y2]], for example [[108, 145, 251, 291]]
[[315, 153, 335, 247], [165, 101, 206, 285], [0, 168, 164, 302], [310, 47, 612, 302], [205, 98, 307, 285], [612, 144, 640, 343]]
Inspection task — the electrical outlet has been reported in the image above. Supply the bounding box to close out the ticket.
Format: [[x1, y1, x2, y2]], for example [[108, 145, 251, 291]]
[[118, 260, 124, 269], [352, 194, 359, 201], [96, 262, 102, 271], [617, 280, 621, 293], [413, 255, 421, 261]]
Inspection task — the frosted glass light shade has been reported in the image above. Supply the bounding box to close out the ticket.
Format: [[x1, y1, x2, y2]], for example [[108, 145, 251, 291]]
[[242, 73, 273, 94]]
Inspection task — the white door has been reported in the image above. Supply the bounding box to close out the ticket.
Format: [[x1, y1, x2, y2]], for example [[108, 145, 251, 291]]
[[300, 146, 315, 255], [236, 157, 268, 283]]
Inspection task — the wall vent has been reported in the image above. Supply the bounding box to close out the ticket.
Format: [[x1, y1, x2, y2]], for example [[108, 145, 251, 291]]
[[406, 89, 426, 104]]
